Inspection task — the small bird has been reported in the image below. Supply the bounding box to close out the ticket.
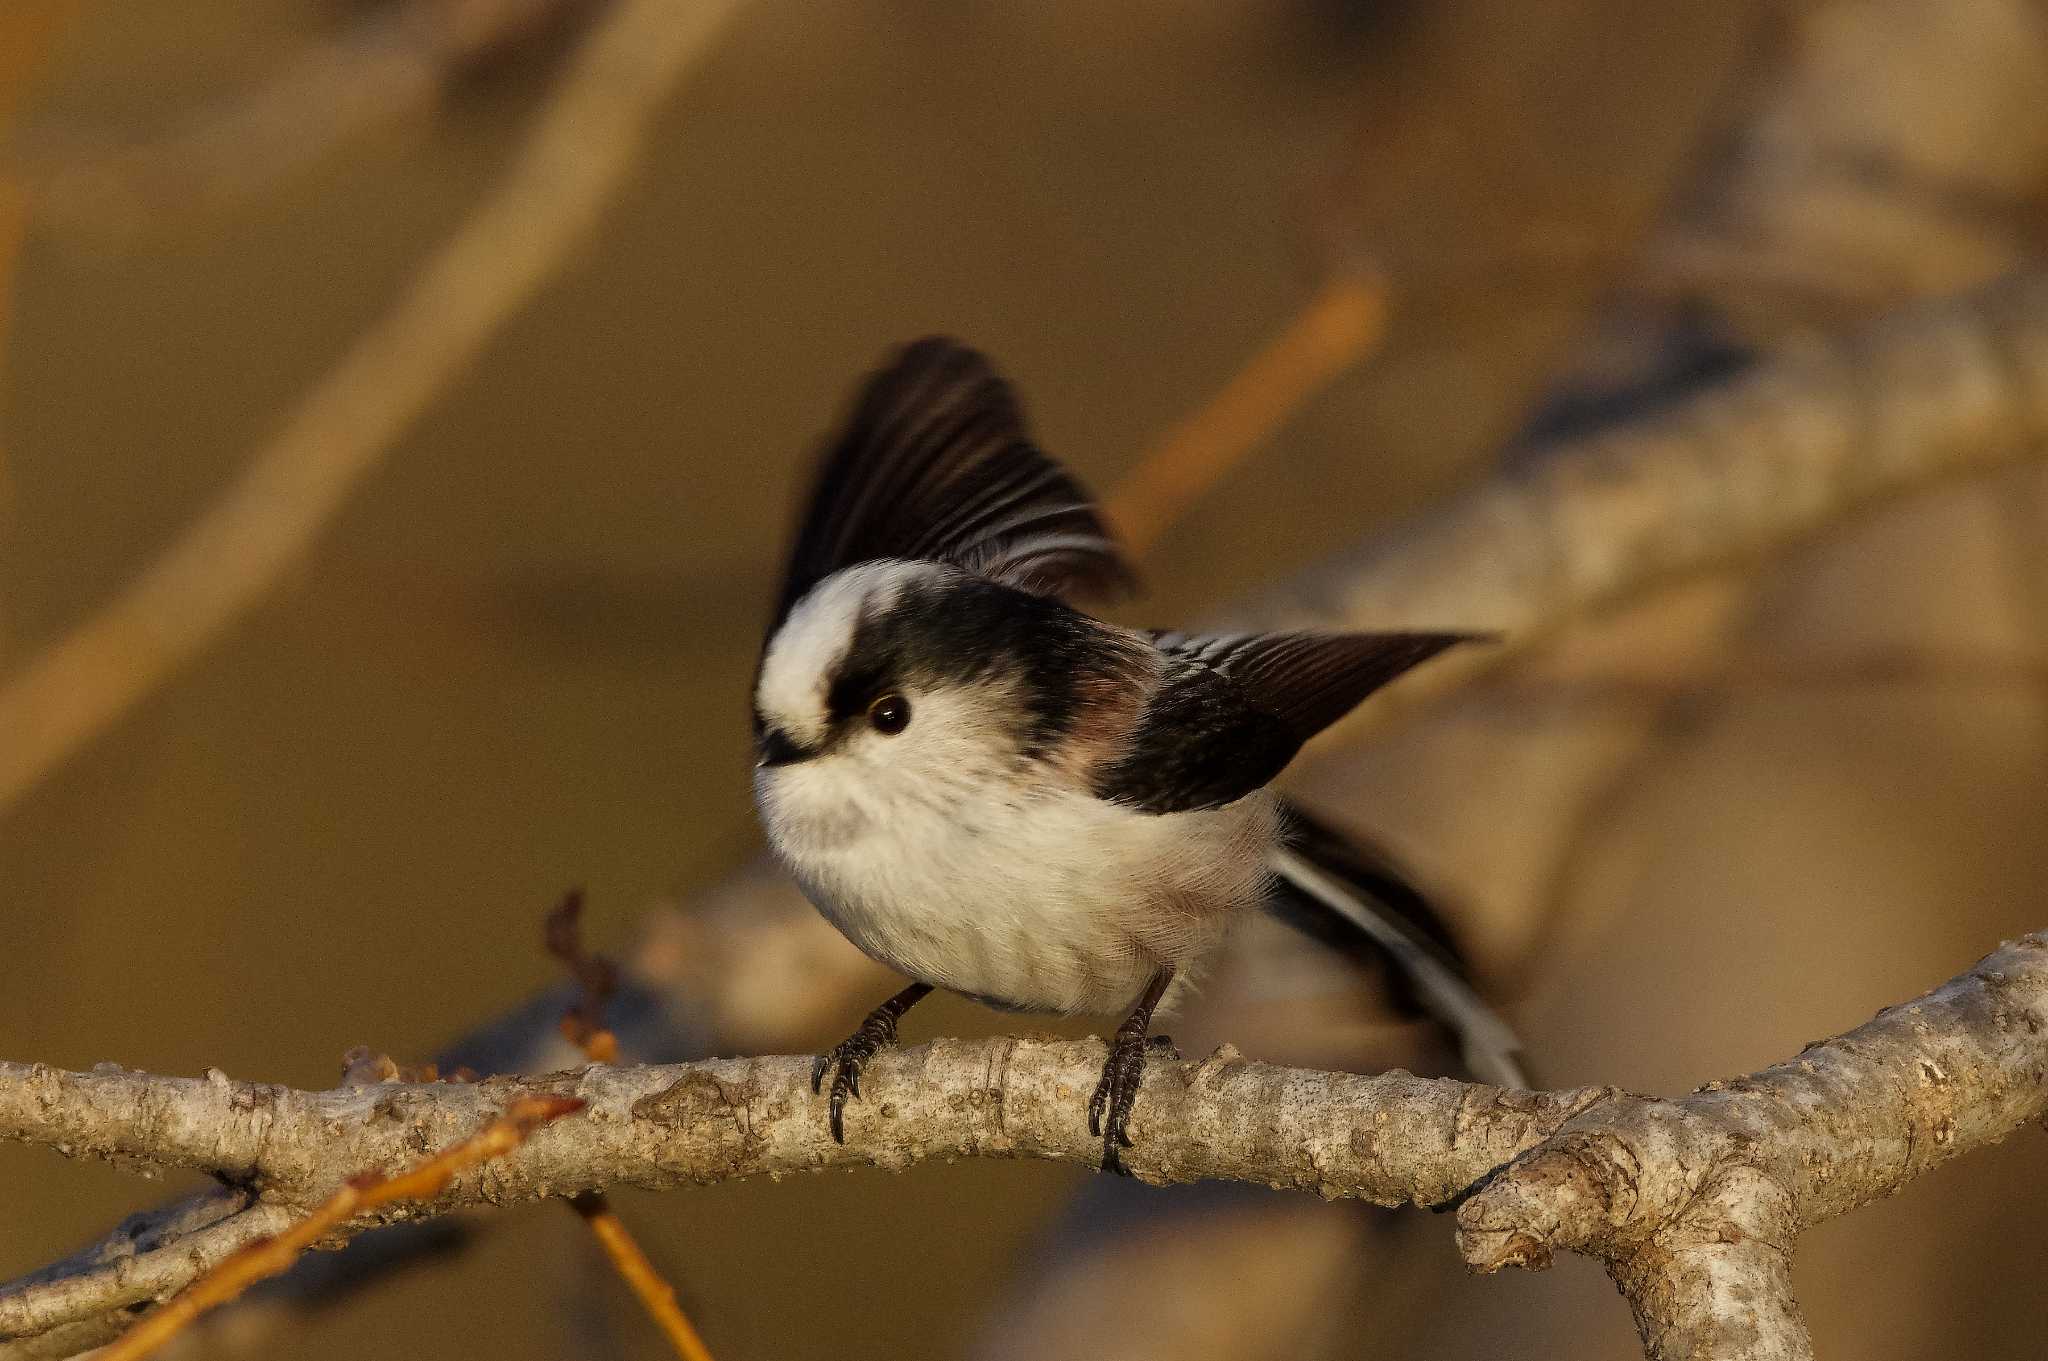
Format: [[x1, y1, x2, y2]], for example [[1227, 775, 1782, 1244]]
[[752, 337, 1521, 1171]]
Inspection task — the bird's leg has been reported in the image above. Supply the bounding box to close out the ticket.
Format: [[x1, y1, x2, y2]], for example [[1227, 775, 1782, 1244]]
[[812, 982, 932, 1143], [1087, 967, 1176, 1175]]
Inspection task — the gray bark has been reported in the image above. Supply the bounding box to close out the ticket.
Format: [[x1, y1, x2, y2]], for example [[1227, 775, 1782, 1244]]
[[2, 933, 2043, 1359]]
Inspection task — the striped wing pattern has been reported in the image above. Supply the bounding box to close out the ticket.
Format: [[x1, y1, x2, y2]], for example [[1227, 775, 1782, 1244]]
[[772, 337, 1132, 630]]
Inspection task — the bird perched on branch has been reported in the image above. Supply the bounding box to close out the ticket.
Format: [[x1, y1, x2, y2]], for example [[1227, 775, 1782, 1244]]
[[752, 337, 1523, 1171]]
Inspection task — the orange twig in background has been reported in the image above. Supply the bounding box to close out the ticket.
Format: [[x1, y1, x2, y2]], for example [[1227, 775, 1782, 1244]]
[[1104, 271, 1390, 560], [95, 1094, 583, 1361], [574, 1191, 719, 1361]]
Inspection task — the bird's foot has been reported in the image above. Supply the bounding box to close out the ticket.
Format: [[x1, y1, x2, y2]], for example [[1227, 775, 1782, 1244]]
[[812, 985, 928, 1142], [1087, 1031, 1177, 1175]]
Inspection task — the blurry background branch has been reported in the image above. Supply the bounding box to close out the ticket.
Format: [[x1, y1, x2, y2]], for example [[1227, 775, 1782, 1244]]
[[0, 0, 742, 813], [4, 0, 595, 244], [1, 931, 2042, 1359], [1241, 269, 2048, 733]]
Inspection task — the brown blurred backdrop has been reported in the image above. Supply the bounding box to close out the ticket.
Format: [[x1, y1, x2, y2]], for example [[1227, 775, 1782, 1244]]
[[3, 2, 2045, 1358]]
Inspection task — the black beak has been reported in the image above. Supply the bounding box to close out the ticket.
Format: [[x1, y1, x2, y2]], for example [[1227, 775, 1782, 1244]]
[[756, 727, 814, 768]]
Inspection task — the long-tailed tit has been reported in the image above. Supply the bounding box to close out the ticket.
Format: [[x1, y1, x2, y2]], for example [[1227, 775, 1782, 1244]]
[[752, 338, 1524, 1171]]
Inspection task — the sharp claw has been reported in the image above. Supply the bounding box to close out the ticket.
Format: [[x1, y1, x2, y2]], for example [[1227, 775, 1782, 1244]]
[[1089, 1027, 1160, 1169], [814, 986, 930, 1143]]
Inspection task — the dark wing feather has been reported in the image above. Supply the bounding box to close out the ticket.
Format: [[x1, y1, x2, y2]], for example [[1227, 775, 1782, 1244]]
[[1152, 630, 1481, 741], [1096, 629, 1484, 813], [772, 337, 1132, 629], [1091, 656, 1300, 813]]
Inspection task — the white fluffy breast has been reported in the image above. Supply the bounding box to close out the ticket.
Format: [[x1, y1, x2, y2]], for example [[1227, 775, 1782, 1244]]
[[756, 734, 1279, 1015]]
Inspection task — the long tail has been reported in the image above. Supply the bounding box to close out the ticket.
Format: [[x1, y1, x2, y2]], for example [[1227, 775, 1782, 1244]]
[[1264, 800, 1531, 1090]]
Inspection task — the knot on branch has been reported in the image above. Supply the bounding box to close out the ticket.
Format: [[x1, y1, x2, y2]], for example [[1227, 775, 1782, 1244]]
[[1455, 1104, 1810, 1358], [1453, 1096, 1784, 1272], [1456, 1136, 1625, 1271]]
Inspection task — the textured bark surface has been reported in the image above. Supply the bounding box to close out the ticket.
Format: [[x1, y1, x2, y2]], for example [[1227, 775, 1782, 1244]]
[[1455, 933, 2048, 1360], [2, 934, 2043, 1357]]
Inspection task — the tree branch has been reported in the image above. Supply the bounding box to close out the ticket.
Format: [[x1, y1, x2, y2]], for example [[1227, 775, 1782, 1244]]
[[0, 1046, 1598, 1347], [2, 934, 2043, 1356], [1455, 932, 2048, 1360]]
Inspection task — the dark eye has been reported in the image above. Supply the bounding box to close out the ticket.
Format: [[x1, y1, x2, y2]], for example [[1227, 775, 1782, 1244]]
[[866, 693, 911, 735]]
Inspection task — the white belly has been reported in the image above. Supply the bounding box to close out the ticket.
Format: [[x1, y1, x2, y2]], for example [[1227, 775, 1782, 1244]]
[[757, 763, 1278, 1015]]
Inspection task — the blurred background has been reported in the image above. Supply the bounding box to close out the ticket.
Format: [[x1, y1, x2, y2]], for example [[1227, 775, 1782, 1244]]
[[3, 1, 2046, 1357]]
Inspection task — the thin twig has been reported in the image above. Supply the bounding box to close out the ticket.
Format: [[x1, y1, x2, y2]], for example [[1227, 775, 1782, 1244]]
[[89, 1095, 584, 1361], [0, 0, 746, 815], [547, 889, 623, 1065], [548, 892, 712, 1360], [571, 1192, 717, 1361]]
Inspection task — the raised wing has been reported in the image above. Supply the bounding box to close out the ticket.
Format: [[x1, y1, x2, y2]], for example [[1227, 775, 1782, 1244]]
[[1094, 630, 1482, 812], [771, 337, 1132, 630]]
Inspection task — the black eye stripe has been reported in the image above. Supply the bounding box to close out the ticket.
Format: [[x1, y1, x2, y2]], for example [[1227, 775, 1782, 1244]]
[[826, 665, 894, 722]]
